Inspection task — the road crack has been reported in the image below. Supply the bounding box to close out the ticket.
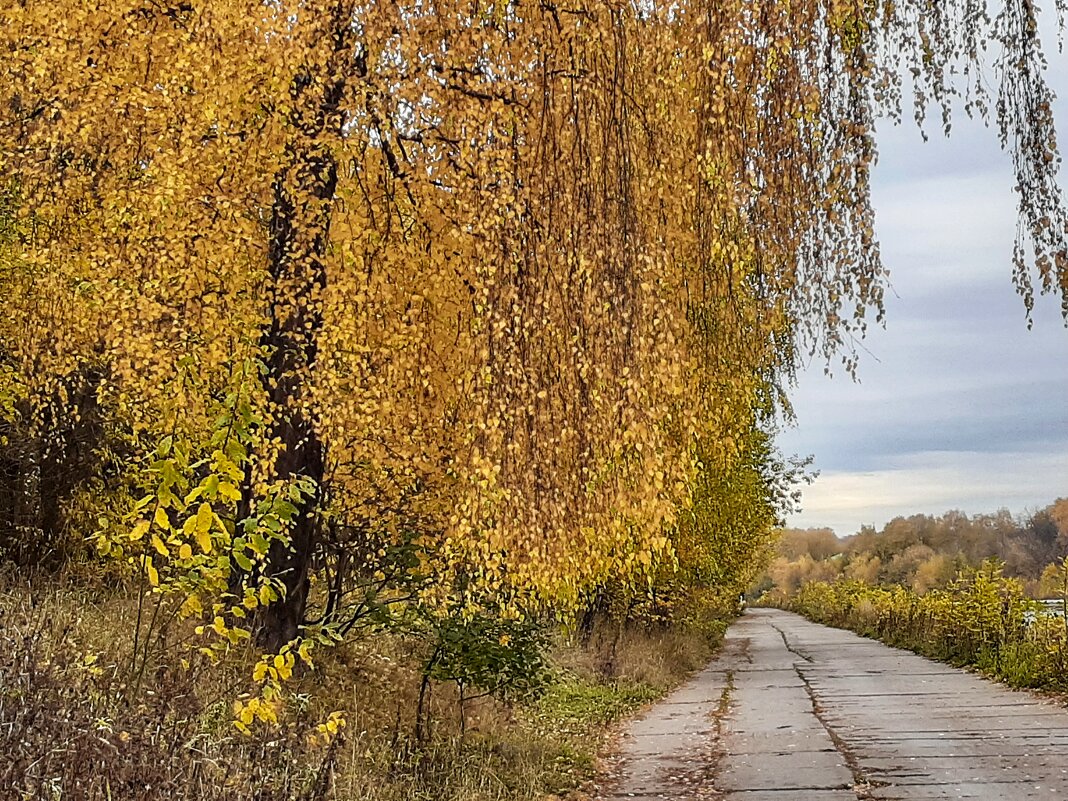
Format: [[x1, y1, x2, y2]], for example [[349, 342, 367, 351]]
[[701, 654, 739, 800], [769, 619, 813, 662], [768, 620, 888, 800]]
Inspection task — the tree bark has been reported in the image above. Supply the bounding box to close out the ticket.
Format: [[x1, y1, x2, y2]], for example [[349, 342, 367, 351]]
[[254, 5, 355, 651]]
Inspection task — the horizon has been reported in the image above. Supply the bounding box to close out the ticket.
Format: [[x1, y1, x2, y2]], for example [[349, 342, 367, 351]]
[[779, 495, 1066, 540]]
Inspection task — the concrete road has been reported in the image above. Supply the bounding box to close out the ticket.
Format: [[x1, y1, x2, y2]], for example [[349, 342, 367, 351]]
[[597, 608, 1068, 800]]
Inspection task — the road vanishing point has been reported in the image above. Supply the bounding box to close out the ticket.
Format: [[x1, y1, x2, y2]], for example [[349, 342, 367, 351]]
[[597, 608, 1068, 800]]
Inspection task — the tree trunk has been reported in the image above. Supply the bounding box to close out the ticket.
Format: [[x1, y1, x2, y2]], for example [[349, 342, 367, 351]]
[[254, 6, 355, 651]]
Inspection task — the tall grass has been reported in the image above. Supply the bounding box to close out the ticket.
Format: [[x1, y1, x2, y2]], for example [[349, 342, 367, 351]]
[[777, 561, 1068, 690], [0, 575, 720, 800]]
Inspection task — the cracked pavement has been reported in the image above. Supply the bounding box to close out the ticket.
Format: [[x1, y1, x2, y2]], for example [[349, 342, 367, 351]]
[[596, 608, 1068, 800]]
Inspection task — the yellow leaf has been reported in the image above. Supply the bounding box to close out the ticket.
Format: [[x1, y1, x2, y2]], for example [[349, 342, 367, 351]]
[[154, 506, 170, 531], [196, 502, 213, 532], [219, 482, 241, 502], [276, 657, 292, 681], [256, 700, 279, 724], [179, 543, 193, 560], [130, 520, 151, 542], [181, 594, 203, 617], [151, 534, 169, 557]]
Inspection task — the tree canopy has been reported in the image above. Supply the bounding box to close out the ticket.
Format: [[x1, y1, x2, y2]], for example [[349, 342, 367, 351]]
[[0, 0, 1065, 689]]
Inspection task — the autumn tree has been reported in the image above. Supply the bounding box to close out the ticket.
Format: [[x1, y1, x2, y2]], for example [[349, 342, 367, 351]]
[[778, 529, 844, 562], [1, 0, 1065, 660], [763, 503, 1068, 600]]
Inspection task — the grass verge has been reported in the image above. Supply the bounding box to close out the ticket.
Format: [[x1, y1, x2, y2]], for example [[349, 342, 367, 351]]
[[777, 571, 1068, 693], [0, 576, 721, 801]]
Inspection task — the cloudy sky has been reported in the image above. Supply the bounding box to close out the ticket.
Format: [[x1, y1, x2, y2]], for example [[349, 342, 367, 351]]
[[778, 55, 1068, 537]]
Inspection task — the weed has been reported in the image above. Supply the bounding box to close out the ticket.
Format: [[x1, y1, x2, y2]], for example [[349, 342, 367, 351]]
[[0, 577, 722, 800], [778, 561, 1068, 692]]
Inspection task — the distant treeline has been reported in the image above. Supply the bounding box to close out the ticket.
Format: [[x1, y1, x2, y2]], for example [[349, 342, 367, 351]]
[[756, 499, 1068, 599]]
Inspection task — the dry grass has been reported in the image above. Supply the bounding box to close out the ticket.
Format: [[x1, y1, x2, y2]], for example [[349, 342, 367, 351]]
[[0, 575, 722, 801], [0, 582, 331, 801], [550, 610, 722, 710]]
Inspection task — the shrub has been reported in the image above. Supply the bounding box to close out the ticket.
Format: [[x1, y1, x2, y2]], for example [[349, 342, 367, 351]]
[[779, 560, 1067, 690]]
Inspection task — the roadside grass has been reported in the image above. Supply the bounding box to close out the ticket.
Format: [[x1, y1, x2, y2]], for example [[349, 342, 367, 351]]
[[0, 575, 721, 801], [775, 567, 1068, 695]]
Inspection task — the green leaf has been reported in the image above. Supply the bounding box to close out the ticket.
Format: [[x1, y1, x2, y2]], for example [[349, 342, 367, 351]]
[[275, 500, 298, 520], [225, 438, 247, 463]]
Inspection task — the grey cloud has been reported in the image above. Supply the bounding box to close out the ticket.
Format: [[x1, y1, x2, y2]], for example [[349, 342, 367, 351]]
[[780, 66, 1068, 535]]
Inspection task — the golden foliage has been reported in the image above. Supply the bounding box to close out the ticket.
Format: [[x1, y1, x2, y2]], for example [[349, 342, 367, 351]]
[[0, 0, 1064, 646]]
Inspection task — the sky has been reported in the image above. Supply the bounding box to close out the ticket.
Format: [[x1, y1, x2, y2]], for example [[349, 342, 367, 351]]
[[777, 55, 1068, 538]]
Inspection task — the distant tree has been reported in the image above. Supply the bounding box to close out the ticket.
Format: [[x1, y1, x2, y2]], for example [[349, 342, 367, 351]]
[[881, 543, 933, 586], [1051, 499, 1068, 549], [912, 553, 954, 594], [766, 502, 1068, 599], [777, 528, 843, 562], [844, 552, 882, 584], [767, 553, 841, 597]]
